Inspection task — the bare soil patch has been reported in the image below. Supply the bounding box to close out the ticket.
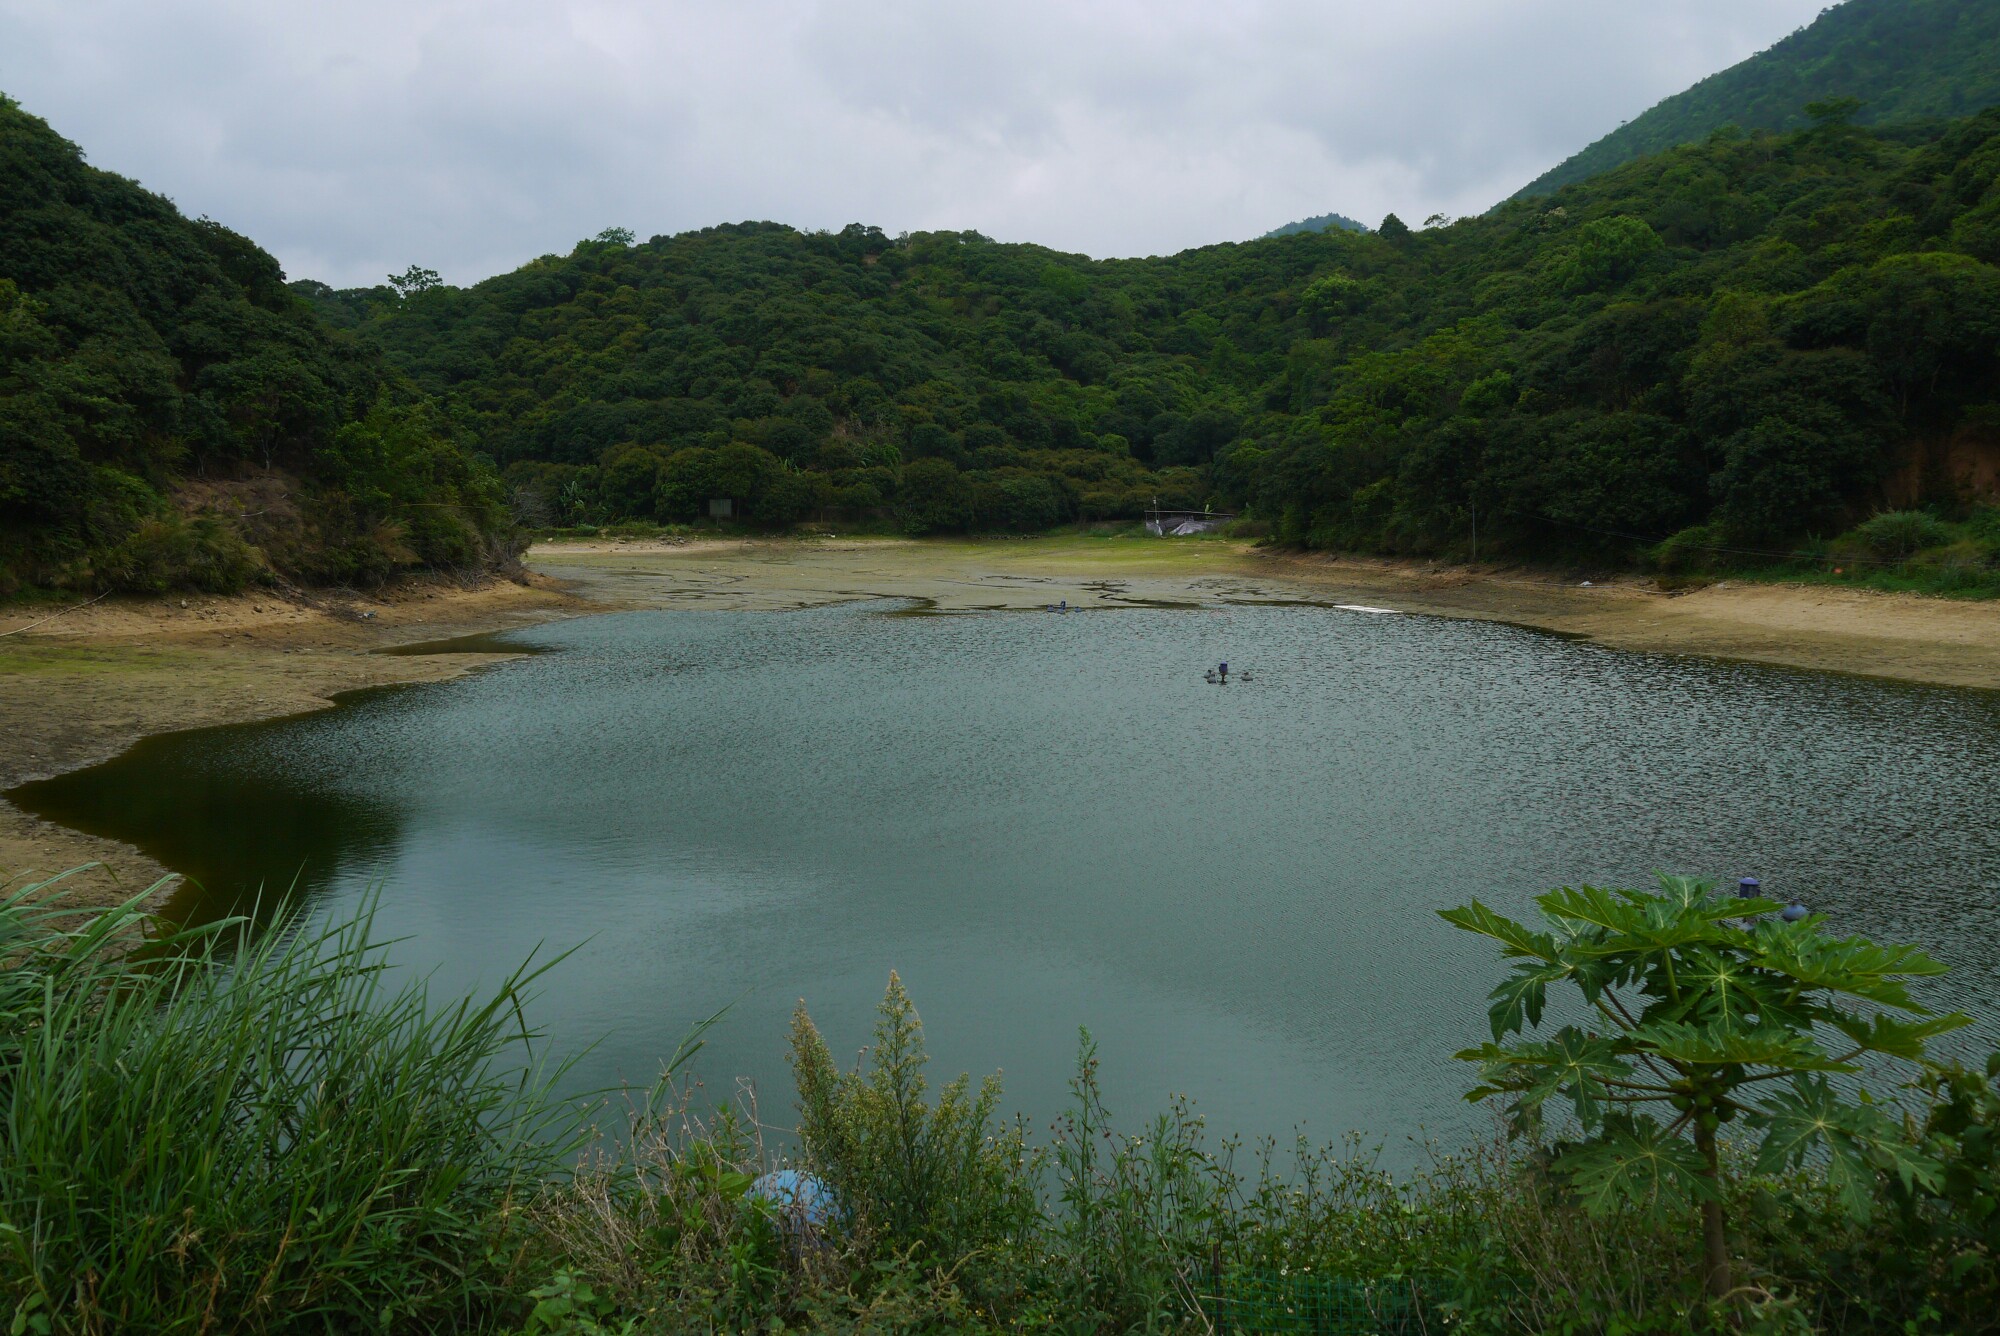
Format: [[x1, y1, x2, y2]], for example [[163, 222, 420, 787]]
[[1259, 553, 2000, 690]]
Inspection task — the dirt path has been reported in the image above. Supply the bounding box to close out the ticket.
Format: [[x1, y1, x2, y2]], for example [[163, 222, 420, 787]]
[[8, 537, 1997, 909]]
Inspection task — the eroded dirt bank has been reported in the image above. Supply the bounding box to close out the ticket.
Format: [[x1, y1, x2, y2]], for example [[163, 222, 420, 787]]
[[8, 537, 1997, 909]]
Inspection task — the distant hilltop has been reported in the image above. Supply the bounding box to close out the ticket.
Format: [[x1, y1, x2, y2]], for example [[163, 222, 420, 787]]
[[1260, 212, 1370, 240], [1515, 0, 2000, 200]]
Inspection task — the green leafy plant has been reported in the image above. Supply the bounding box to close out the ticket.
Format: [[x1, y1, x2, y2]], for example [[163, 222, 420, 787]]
[[514, 1271, 637, 1336], [1834, 1051, 2000, 1330], [787, 972, 1036, 1270], [1044, 1032, 1235, 1328], [1846, 510, 1954, 561], [1440, 876, 1970, 1305]]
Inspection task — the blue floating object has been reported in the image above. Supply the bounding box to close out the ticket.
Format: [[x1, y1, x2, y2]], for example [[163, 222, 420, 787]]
[[749, 1170, 841, 1233], [1780, 902, 1810, 923], [1737, 876, 1761, 898]]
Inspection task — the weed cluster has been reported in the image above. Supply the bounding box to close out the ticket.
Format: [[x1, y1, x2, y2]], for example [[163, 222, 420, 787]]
[[0, 872, 576, 1333]]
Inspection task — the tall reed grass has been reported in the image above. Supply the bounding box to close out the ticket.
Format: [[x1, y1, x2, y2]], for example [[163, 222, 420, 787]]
[[0, 871, 580, 1334]]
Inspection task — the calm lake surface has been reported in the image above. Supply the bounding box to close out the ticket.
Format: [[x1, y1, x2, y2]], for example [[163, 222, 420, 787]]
[[16, 603, 2000, 1153]]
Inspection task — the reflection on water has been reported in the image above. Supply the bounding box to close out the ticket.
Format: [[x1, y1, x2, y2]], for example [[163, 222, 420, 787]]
[[13, 603, 2000, 1154], [14, 712, 407, 928]]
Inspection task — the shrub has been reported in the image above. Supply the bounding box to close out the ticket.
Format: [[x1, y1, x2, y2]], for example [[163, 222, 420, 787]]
[[786, 973, 1036, 1273], [94, 512, 267, 593], [1652, 522, 1724, 574], [1846, 509, 1953, 560], [526, 1084, 809, 1331], [1041, 1034, 1235, 1327], [1818, 1053, 2000, 1331], [1965, 506, 2000, 549], [896, 459, 972, 534]]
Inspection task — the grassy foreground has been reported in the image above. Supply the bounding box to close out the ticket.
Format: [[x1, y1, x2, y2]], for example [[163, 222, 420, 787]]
[[2, 871, 1996, 1334]]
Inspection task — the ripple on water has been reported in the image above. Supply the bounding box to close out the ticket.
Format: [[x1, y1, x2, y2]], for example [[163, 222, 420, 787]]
[[12, 602, 2000, 1156]]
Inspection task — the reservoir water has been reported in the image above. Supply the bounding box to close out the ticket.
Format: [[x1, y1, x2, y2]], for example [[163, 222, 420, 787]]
[[14, 602, 2000, 1154]]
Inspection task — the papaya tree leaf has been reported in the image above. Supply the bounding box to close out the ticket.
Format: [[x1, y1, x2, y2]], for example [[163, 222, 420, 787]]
[[1633, 1019, 1848, 1072], [1826, 1010, 1974, 1060], [1754, 934, 1951, 1010], [1438, 901, 1556, 960], [1535, 885, 1646, 936], [1486, 959, 1570, 1039], [1750, 1076, 1941, 1216], [1556, 1115, 1718, 1218]]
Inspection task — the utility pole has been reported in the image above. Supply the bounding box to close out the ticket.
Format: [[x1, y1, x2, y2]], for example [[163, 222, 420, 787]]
[[1470, 498, 1478, 565]]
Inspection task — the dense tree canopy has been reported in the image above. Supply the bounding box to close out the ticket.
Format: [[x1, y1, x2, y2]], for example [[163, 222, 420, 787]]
[[1261, 212, 1369, 240], [8, 79, 2000, 589], [0, 95, 516, 594], [310, 106, 2000, 561]]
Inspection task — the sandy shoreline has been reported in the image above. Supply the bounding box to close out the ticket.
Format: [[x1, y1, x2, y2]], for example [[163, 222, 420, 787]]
[[6, 537, 1997, 910]]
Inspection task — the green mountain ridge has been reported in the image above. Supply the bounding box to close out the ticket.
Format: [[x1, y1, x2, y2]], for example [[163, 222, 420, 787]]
[[7, 53, 2000, 596], [306, 109, 2000, 566], [1261, 212, 1370, 240], [1516, 0, 2000, 201], [0, 95, 518, 595]]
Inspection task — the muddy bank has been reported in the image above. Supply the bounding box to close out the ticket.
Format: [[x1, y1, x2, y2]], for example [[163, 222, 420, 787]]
[[1259, 553, 2000, 691], [0, 575, 585, 910], [530, 536, 2000, 690]]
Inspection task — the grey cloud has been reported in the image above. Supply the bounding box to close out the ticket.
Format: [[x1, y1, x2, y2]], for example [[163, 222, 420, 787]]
[[0, 0, 1827, 286]]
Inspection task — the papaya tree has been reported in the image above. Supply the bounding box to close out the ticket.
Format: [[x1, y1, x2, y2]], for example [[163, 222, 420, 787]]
[[1441, 876, 1971, 1304]]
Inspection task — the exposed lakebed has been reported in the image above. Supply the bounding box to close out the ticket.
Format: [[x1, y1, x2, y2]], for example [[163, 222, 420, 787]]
[[15, 602, 2000, 1153]]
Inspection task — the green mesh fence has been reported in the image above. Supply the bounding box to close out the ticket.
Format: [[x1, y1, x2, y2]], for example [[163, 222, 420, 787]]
[[1203, 1269, 1450, 1335]]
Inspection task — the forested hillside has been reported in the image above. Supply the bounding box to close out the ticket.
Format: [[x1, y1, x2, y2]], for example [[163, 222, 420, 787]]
[[318, 108, 2000, 563], [8, 87, 2000, 589], [0, 96, 518, 595], [1518, 0, 2000, 200]]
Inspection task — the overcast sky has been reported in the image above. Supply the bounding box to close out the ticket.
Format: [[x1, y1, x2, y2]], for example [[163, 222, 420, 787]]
[[1, 0, 1831, 289]]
